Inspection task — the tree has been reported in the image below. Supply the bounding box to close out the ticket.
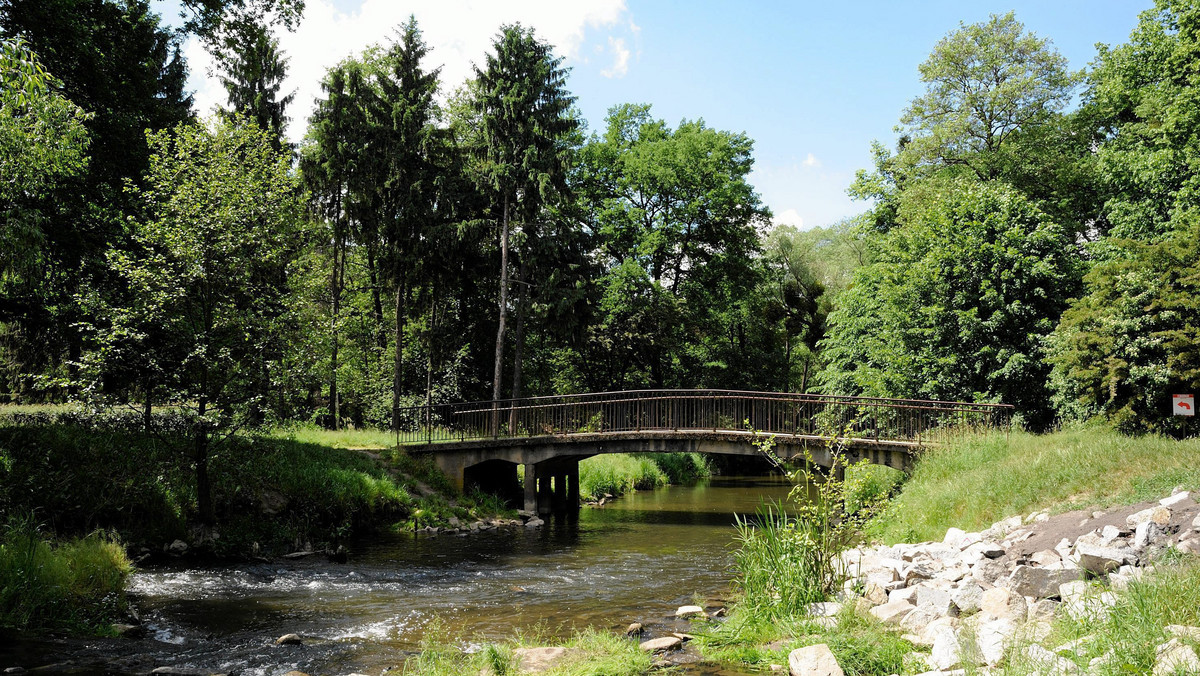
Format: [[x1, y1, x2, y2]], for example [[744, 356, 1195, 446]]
[[898, 12, 1079, 181], [99, 119, 300, 524], [818, 180, 1081, 425], [1049, 220, 1200, 434], [1, 0, 193, 397], [216, 20, 294, 153], [577, 104, 771, 389], [0, 38, 89, 314], [371, 18, 444, 428], [471, 24, 578, 403], [848, 12, 1091, 235]]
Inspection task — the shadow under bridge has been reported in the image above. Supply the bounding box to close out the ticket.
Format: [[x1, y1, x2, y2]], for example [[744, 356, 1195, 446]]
[[395, 389, 1013, 515]]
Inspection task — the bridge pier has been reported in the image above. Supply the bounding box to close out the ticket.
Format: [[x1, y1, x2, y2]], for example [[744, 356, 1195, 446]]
[[521, 459, 581, 515]]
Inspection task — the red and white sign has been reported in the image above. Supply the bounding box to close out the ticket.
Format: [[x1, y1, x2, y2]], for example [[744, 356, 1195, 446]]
[[1174, 394, 1195, 416]]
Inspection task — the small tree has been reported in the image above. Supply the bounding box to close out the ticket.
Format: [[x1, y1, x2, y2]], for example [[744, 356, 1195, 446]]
[[97, 118, 300, 525]]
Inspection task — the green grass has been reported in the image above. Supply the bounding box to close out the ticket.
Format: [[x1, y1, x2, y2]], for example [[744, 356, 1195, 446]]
[[400, 622, 650, 676], [697, 604, 914, 675], [869, 426, 1200, 544], [0, 516, 132, 633], [0, 413, 422, 555], [577, 453, 711, 502], [1018, 557, 1200, 676], [268, 424, 398, 449]]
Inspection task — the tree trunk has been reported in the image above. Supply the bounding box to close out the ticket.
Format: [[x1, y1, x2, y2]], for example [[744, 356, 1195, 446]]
[[195, 398, 213, 526], [367, 244, 387, 353], [142, 371, 153, 433], [329, 214, 344, 430], [391, 276, 407, 431], [800, 353, 812, 393], [492, 196, 510, 403], [510, 258, 529, 400]]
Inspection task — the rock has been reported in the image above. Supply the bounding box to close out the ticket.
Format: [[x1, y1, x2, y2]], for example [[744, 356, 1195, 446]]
[[943, 527, 967, 546], [870, 600, 916, 626], [150, 670, 220, 676], [525, 518, 544, 528], [915, 585, 956, 617], [1135, 521, 1167, 550], [513, 647, 569, 673], [1007, 565, 1081, 599], [928, 624, 963, 670], [167, 539, 188, 555], [1027, 598, 1059, 622], [639, 637, 682, 653], [899, 607, 942, 635], [1193, 513, 1200, 530], [1100, 524, 1124, 541], [861, 582, 888, 605], [1177, 538, 1200, 555], [1058, 580, 1089, 604], [971, 557, 1007, 586], [1127, 506, 1171, 528], [111, 623, 142, 638], [1062, 591, 1117, 623], [1160, 491, 1191, 508], [1021, 645, 1080, 675], [1166, 625, 1200, 641], [1089, 651, 1117, 670], [787, 643, 844, 676], [975, 617, 1017, 666], [1075, 542, 1136, 575], [625, 622, 644, 636], [1154, 639, 1200, 676], [281, 672, 308, 676], [1029, 549, 1062, 567], [672, 632, 695, 641], [962, 540, 1005, 559], [274, 633, 302, 646], [1053, 635, 1095, 657], [889, 586, 919, 605], [979, 587, 1027, 621], [951, 581, 983, 615], [675, 605, 706, 618], [903, 562, 938, 584], [807, 602, 842, 617]]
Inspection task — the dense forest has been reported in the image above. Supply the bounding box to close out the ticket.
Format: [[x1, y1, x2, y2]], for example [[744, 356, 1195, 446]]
[[2, 0, 1199, 441]]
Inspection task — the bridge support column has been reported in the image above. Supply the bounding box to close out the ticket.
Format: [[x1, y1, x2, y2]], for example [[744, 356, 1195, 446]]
[[537, 466, 553, 515], [523, 463, 537, 513], [553, 471, 567, 511], [568, 463, 580, 509]]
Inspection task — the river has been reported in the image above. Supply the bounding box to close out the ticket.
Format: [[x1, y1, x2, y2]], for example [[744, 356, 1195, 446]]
[[3, 474, 795, 675]]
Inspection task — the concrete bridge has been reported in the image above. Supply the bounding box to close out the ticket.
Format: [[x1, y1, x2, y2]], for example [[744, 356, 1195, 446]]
[[397, 389, 1012, 515]]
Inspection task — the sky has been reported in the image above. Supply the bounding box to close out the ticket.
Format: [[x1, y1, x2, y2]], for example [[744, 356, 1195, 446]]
[[153, 0, 1152, 232]]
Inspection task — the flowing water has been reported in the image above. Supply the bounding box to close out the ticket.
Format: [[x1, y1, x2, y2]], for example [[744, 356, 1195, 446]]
[[3, 475, 795, 675]]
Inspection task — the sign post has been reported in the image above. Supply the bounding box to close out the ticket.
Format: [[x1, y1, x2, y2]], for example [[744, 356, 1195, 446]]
[[1173, 394, 1195, 416]]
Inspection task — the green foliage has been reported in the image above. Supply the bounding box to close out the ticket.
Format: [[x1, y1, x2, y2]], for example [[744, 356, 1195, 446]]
[[0, 516, 131, 633], [868, 427, 1200, 544], [820, 180, 1081, 425], [1042, 559, 1200, 675], [1049, 219, 1200, 434], [215, 20, 294, 153], [844, 463, 905, 516], [698, 602, 913, 675], [577, 454, 667, 501], [733, 433, 881, 621]]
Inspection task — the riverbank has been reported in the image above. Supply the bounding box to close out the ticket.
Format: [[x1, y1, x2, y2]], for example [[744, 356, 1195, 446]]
[[696, 426, 1200, 675]]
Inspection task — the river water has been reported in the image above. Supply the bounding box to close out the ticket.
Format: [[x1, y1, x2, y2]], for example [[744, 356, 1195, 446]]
[[5, 474, 795, 675]]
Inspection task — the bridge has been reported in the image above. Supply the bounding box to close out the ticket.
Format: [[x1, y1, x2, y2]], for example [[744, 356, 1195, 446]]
[[395, 389, 1012, 515]]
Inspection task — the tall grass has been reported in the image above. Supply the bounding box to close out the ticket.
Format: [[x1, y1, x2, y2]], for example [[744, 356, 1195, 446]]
[[1036, 558, 1200, 675], [0, 516, 132, 632], [869, 426, 1200, 543], [576, 452, 711, 501]]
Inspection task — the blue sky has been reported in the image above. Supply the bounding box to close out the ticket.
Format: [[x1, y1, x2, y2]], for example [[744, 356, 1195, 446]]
[[159, 0, 1152, 230]]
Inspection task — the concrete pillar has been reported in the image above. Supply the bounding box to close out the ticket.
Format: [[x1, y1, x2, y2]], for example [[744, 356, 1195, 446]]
[[567, 461, 580, 511], [523, 463, 537, 513], [553, 471, 567, 510], [537, 466, 553, 515]]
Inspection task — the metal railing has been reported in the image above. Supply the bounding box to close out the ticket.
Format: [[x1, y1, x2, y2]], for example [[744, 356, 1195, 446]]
[[394, 389, 1013, 447]]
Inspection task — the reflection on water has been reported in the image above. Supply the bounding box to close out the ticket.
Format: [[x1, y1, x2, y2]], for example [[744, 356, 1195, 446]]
[[7, 475, 796, 675]]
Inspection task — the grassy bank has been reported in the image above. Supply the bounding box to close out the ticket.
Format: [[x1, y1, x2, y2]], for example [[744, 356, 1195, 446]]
[[0, 519, 132, 633], [870, 426, 1200, 544], [698, 425, 1200, 674], [577, 452, 711, 502], [403, 624, 651, 676]]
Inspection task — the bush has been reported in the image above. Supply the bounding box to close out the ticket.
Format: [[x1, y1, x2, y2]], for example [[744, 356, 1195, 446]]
[[0, 516, 132, 633]]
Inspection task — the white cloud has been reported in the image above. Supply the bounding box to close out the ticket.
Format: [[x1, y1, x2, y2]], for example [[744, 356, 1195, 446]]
[[772, 208, 804, 230], [600, 36, 630, 78], [181, 0, 631, 144], [802, 152, 821, 168]]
